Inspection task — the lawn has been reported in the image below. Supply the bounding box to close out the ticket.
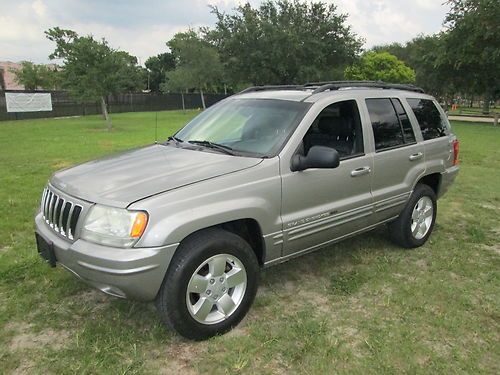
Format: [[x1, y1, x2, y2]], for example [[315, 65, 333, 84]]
[[0, 113, 498, 374]]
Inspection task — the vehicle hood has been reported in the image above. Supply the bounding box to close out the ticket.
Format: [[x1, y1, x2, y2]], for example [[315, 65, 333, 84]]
[[50, 144, 262, 208]]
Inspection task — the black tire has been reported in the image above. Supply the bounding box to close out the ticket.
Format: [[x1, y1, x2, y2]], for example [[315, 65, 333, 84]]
[[388, 184, 437, 248], [155, 228, 259, 340]]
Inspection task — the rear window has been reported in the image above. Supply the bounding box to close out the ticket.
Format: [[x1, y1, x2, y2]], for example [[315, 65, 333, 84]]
[[407, 99, 447, 140], [392, 98, 416, 144], [366, 98, 418, 151]]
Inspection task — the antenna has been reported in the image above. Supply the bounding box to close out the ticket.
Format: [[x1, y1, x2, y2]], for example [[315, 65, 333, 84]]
[[154, 111, 158, 144]]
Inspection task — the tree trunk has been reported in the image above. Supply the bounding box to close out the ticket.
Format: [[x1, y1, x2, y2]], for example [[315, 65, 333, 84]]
[[482, 95, 490, 115], [181, 91, 185, 113], [224, 83, 227, 95], [200, 88, 206, 110], [100, 96, 112, 131]]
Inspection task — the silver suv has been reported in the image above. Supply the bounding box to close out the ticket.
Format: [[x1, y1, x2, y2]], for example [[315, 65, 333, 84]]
[[35, 81, 459, 340]]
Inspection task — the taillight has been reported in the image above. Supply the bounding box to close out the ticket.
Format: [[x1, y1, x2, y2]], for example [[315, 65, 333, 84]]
[[452, 139, 459, 165]]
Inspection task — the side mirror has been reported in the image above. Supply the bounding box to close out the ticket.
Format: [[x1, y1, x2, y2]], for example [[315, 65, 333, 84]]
[[291, 146, 340, 172]]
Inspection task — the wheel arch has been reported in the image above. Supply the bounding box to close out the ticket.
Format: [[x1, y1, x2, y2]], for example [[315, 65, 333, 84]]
[[415, 173, 442, 197], [173, 218, 266, 267]]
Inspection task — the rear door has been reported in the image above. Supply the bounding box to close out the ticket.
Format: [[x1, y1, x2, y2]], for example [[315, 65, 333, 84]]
[[363, 97, 426, 222], [406, 98, 455, 173]]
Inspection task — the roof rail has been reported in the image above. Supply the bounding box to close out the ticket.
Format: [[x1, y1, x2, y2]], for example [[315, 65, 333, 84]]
[[238, 81, 425, 95], [308, 81, 425, 94], [238, 85, 304, 94]]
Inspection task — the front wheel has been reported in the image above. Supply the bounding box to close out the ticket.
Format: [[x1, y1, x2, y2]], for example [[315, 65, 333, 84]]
[[155, 228, 259, 340], [388, 184, 437, 248]]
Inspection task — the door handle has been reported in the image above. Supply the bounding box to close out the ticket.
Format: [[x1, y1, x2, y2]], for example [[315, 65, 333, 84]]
[[351, 166, 371, 177], [409, 152, 423, 161]]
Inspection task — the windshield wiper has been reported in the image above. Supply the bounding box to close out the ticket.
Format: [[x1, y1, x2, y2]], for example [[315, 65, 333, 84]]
[[167, 135, 183, 143], [187, 140, 236, 155]]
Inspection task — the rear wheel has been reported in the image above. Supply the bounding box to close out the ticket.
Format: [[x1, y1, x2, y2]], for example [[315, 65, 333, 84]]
[[155, 228, 259, 340], [389, 184, 437, 248]]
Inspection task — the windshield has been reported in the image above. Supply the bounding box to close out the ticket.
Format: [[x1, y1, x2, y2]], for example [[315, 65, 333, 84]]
[[174, 98, 311, 157]]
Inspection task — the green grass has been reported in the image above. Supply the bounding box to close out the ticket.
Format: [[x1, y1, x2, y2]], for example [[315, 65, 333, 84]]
[[0, 113, 499, 374]]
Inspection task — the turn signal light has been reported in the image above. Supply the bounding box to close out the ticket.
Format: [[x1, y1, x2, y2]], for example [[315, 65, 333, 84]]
[[130, 212, 148, 238]]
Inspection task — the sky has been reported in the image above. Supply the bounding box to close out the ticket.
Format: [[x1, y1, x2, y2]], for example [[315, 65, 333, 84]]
[[0, 0, 451, 65]]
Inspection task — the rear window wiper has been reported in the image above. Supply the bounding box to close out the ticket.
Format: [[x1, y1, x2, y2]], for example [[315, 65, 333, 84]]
[[187, 140, 236, 155]]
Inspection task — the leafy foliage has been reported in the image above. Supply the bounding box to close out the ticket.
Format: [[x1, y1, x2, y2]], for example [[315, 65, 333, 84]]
[[440, 0, 500, 110], [206, 0, 363, 85], [145, 53, 176, 92], [11, 61, 60, 90], [371, 36, 455, 97], [344, 52, 416, 84], [161, 31, 223, 108], [45, 27, 143, 120]]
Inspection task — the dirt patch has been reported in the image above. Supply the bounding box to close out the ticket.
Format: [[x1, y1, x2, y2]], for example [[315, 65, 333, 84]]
[[225, 325, 250, 338], [415, 259, 429, 269], [423, 339, 452, 358], [147, 340, 207, 375], [74, 289, 109, 304], [11, 359, 36, 375], [7, 322, 71, 351], [482, 244, 500, 256], [69, 288, 111, 313], [269, 278, 334, 315]]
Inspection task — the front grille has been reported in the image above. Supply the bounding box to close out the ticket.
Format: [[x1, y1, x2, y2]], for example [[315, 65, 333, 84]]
[[41, 187, 83, 240]]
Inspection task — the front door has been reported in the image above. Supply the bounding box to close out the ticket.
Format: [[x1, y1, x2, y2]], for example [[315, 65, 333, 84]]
[[280, 99, 373, 256]]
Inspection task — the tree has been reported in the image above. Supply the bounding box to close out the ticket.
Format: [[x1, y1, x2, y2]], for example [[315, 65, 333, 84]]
[[45, 27, 143, 129], [144, 53, 176, 92], [344, 52, 416, 84], [162, 31, 223, 109], [207, 0, 363, 85], [11, 61, 60, 90], [371, 42, 410, 63], [371, 36, 455, 99], [439, 0, 500, 113]]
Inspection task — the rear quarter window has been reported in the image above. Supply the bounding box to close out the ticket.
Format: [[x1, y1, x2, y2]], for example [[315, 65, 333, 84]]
[[407, 99, 448, 140]]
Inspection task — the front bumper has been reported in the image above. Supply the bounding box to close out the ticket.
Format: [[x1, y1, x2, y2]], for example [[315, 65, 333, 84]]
[[35, 212, 178, 301]]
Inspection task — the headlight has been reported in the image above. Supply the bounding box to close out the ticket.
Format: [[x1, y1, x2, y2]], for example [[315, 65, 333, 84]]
[[81, 205, 148, 248]]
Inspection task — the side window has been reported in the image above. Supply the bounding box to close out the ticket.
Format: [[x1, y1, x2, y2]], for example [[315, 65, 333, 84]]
[[302, 100, 364, 159], [391, 98, 416, 144], [366, 98, 404, 151], [407, 98, 447, 140]]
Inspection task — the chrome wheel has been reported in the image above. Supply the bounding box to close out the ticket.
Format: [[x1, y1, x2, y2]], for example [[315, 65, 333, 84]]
[[186, 254, 247, 325], [411, 196, 434, 240]]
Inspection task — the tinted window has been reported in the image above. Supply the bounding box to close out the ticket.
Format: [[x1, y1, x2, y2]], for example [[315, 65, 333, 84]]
[[366, 98, 404, 150], [302, 100, 364, 158], [391, 98, 416, 143], [407, 99, 447, 140]]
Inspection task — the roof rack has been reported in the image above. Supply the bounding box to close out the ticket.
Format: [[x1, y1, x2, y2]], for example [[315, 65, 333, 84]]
[[307, 81, 425, 94], [238, 81, 425, 95], [238, 85, 304, 94]]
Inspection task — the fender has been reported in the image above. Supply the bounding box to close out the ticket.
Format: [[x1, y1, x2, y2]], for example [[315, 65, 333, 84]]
[[129, 158, 283, 249]]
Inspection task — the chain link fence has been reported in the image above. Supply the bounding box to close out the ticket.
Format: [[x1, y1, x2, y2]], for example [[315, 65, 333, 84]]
[[0, 91, 229, 121]]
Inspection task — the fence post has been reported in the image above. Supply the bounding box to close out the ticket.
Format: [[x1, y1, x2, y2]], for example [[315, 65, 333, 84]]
[[494, 113, 498, 127]]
